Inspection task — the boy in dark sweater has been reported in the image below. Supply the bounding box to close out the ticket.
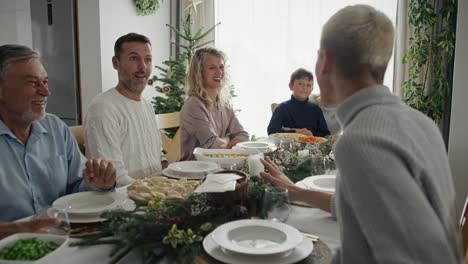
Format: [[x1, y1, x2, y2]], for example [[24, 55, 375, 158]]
[[267, 68, 329, 137]]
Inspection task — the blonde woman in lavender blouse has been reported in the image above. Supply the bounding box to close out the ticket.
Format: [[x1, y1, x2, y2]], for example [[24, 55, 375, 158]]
[[180, 47, 249, 161]]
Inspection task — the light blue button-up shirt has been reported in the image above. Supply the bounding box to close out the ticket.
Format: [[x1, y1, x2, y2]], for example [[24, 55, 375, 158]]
[[0, 113, 97, 221]]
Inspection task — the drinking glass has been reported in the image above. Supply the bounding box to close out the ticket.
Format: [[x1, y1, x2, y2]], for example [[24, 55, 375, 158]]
[[311, 154, 335, 175], [34, 206, 71, 236], [279, 139, 293, 151], [262, 187, 291, 222]]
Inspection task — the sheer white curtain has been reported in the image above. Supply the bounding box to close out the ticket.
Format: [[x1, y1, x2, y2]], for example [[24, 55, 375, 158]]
[[215, 0, 397, 138]]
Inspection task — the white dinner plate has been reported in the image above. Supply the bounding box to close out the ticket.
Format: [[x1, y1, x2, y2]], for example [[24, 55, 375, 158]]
[[203, 233, 312, 264], [235, 141, 276, 153], [52, 191, 127, 215], [168, 161, 219, 175], [48, 198, 135, 224], [211, 219, 303, 256], [162, 168, 206, 180], [296, 174, 335, 193]]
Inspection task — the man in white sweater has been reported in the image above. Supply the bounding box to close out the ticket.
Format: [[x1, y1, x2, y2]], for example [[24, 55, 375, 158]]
[[260, 5, 462, 264], [85, 33, 167, 187]]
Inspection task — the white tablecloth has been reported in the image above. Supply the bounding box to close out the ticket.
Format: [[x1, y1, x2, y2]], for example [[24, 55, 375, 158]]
[[45, 205, 339, 264]]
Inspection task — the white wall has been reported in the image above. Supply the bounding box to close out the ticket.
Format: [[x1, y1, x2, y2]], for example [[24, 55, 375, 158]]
[[448, 0, 468, 217], [0, 0, 32, 46], [77, 0, 102, 119], [97, 0, 170, 105]]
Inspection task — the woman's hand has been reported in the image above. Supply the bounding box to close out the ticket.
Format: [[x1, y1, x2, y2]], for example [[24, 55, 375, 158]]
[[259, 157, 301, 200]]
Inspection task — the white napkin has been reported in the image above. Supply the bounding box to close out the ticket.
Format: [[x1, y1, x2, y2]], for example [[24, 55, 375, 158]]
[[297, 149, 310, 159], [194, 173, 242, 193]]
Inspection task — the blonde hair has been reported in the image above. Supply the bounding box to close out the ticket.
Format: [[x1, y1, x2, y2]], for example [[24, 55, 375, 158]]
[[186, 47, 229, 109], [321, 5, 394, 83]]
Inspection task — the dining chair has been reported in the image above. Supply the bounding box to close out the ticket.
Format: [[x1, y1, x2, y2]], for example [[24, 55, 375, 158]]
[[155, 112, 181, 163], [271, 103, 279, 113], [461, 196, 468, 256], [70, 125, 86, 155]]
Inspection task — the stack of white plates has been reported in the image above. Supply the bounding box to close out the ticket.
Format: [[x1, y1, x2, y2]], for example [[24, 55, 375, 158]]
[[50, 191, 135, 223], [163, 161, 220, 180], [234, 141, 277, 153], [203, 219, 313, 264]]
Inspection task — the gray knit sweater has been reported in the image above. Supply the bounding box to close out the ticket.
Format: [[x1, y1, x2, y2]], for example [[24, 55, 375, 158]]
[[331, 85, 461, 263]]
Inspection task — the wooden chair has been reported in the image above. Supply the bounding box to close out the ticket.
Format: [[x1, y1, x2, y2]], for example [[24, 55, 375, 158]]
[[70, 125, 86, 154], [271, 103, 279, 113], [155, 112, 181, 163], [461, 196, 468, 255]]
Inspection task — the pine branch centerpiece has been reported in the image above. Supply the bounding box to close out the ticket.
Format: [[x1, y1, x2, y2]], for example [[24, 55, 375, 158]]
[[71, 138, 336, 263], [265, 138, 336, 183], [71, 178, 272, 264]]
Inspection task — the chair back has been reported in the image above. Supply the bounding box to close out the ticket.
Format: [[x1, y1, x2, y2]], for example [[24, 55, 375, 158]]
[[271, 103, 279, 113], [155, 112, 181, 163], [70, 125, 85, 154], [461, 196, 468, 255]]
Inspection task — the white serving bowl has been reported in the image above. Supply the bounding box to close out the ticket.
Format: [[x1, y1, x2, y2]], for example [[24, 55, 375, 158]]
[[0, 233, 68, 263]]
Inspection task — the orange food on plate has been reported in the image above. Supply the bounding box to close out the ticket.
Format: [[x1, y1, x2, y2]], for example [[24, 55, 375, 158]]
[[298, 136, 325, 143]]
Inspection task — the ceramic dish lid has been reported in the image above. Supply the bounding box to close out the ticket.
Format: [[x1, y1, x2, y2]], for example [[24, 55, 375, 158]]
[[211, 219, 303, 256]]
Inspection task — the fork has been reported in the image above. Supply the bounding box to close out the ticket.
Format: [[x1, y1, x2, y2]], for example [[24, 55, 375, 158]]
[[301, 231, 319, 242], [281, 126, 296, 131]]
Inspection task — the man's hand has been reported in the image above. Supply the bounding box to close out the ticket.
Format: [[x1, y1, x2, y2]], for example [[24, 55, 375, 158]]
[[161, 160, 169, 170], [0, 218, 60, 239], [83, 159, 116, 190], [294, 128, 313, 136]]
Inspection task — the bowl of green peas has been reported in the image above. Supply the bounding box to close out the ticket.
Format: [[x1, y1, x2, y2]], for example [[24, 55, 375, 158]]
[[0, 233, 68, 263]]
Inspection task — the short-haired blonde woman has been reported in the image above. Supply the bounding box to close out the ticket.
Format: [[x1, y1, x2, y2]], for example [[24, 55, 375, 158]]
[[180, 47, 248, 160]]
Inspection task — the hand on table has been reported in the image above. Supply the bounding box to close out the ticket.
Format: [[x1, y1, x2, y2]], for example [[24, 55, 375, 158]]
[[0, 218, 60, 239], [83, 159, 116, 190]]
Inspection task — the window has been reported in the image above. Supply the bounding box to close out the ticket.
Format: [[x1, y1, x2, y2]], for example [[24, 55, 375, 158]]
[[215, 0, 397, 137]]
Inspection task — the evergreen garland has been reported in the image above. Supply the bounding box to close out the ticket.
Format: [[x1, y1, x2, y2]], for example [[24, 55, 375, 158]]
[[71, 181, 269, 264]]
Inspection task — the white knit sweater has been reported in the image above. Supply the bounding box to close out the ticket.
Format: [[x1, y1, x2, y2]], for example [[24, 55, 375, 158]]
[[332, 85, 461, 263], [84, 88, 164, 187]]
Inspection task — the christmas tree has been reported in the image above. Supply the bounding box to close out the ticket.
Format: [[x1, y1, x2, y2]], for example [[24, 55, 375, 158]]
[[150, 13, 219, 115]]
